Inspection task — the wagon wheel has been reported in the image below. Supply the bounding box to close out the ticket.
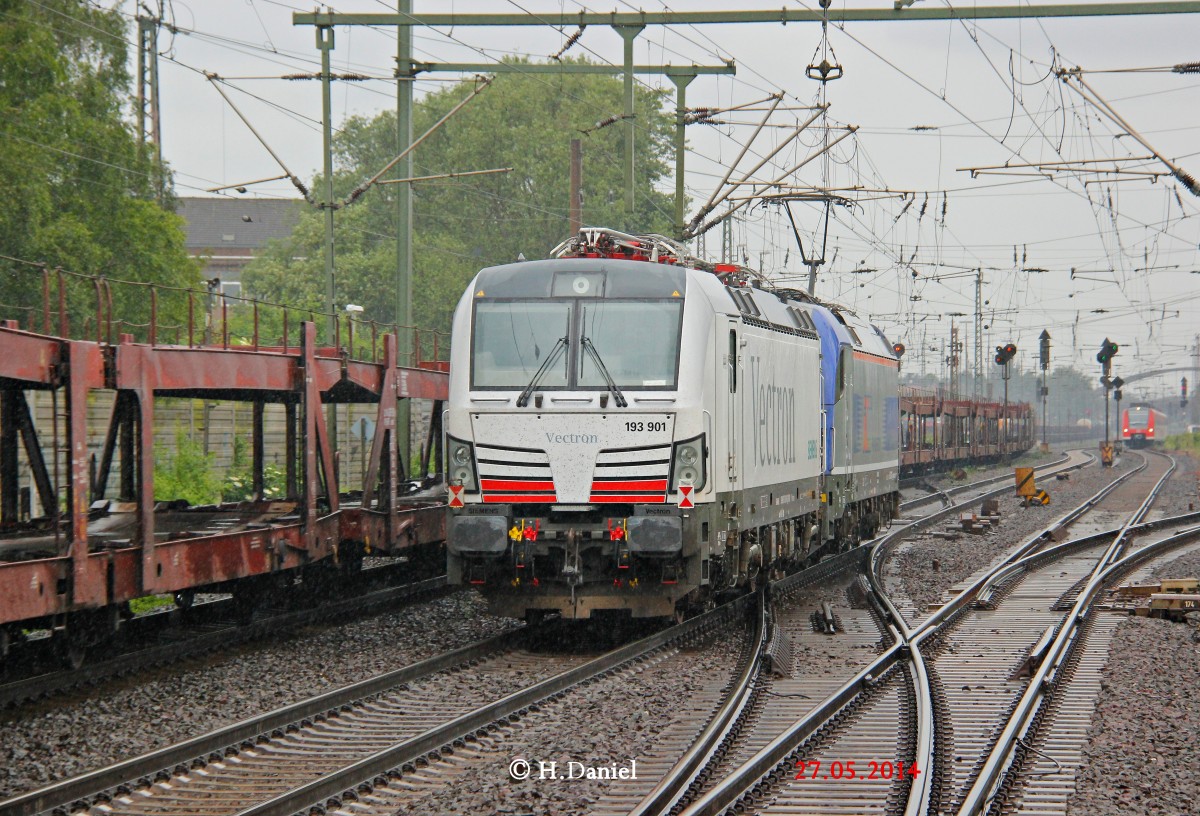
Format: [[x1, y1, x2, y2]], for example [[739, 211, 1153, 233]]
[[56, 631, 88, 671]]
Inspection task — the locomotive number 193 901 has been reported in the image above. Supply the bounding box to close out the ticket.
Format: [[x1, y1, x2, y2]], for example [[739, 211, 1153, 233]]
[[625, 421, 668, 433]]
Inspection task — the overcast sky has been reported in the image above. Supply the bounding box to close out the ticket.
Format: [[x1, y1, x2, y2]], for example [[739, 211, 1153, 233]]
[[123, 0, 1200, 399]]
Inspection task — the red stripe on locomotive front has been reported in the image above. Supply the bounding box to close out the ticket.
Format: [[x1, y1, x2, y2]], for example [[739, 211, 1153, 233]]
[[482, 494, 557, 503], [589, 494, 668, 503], [479, 479, 557, 491], [589, 479, 669, 492]]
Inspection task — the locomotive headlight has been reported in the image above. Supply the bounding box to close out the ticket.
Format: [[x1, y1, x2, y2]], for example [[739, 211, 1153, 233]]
[[445, 435, 479, 493], [669, 434, 706, 493]]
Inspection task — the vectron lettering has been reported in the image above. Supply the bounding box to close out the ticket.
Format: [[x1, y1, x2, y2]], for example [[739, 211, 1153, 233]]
[[750, 355, 796, 466], [545, 433, 599, 444]]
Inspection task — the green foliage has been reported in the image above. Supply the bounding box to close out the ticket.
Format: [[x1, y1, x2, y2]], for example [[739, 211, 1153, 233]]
[[1163, 431, 1200, 453], [242, 61, 677, 342], [154, 431, 222, 505], [128, 594, 174, 615], [221, 436, 286, 501], [0, 0, 199, 334]]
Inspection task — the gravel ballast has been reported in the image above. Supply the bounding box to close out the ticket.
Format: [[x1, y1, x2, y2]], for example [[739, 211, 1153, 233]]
[[888, 453, 1137, 615], [0, 590, 520, 798], [1067, 455, 1200, 816], [386, 628, 746, 816]]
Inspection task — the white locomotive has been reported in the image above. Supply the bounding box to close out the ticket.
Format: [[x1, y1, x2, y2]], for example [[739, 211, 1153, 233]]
[[445, 229, 900, 621]]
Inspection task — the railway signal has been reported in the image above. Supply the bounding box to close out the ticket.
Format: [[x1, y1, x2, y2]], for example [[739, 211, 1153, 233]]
[[1183, 376, 1189, 408], [993, 343, 1016, 366], [1097, 341, 1119, 446], [1038, 330, 1051, 451], [1096, 337, 1119, 367], [892, 342, 905, 358]]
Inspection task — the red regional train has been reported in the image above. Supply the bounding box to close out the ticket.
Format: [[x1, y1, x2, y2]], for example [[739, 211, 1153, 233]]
[[898, 386, 1035, 473], [1121, 403, 1167, 448]]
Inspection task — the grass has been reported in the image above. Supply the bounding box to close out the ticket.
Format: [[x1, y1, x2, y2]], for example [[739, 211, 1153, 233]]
[[1162, 432, 1200, 453], [128, 594, 175, 615]]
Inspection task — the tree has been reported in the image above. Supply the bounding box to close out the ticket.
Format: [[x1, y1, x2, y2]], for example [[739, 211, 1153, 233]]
[[242, 60, 677, 346], [0, 0, 199, 337]]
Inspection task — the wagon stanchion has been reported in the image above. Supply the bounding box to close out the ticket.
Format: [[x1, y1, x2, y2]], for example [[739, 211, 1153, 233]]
[[92, 278, 103, 343], [149, 287, 158, 346], [104, 279, 114, 345], [41, 267, 50, 334], [252, 300, 259, 351], [56, 268, 67, 337]]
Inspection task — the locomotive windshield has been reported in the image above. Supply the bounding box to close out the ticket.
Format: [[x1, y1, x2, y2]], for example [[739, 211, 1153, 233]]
[[1127, 406, 1150, 429], [471, 301, 571, 388], [470, 297, 683, 390], [578, 300, 682, 387]]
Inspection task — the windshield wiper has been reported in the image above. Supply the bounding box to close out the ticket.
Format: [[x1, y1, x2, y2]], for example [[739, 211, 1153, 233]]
[[580, 335, 627, 408], [516, 336, 568, 407]]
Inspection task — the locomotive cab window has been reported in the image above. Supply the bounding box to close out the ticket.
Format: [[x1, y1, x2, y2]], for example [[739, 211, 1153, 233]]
[[471, 301, 571, 389], [578, 300, 683, 388], [471, 293, 682, 390]]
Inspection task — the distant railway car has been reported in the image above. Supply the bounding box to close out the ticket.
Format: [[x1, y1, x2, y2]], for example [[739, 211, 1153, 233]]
[[1121, 403, 1167, 447], [898, 387, 1034, 474], [445, 229, 900, 622]]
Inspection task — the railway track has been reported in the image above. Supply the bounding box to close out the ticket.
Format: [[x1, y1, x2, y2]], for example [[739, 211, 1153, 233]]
[[0, 591, 751, 816], [897, 453, 1072, 516], [5, 449, 1189, 816], [948, 452, 1200, 816], [0, 571, 449, 709], [641, 451, 1195, 816], [582, 454, 1093, 816]]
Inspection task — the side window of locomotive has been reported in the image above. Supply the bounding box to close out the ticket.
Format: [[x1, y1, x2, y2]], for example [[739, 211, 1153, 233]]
[[471, 301, 571, 389], [728, 329, 737, 393], [836, 346, 849, 401]]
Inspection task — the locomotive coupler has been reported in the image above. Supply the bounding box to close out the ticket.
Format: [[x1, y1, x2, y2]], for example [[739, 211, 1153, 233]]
[[562, 529, 583, 586]]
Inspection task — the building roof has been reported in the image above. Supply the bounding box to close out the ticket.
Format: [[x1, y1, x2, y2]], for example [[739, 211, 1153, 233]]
[[177, 197, 303, 251]]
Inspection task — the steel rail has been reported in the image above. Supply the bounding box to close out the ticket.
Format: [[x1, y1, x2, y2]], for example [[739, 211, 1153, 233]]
[[0, 604, 525, 816], [872, 449, 1151, 816], [626, 545, 869, 815], [675, 629, 907, 816], [672, 451, 1098, 816], [231, 597, 752, 816], [879, 449, 1142, 643], [955, 452, 1178, 815], [898, 452, 1071, 513], [0, 574, 449, 709], [671, 450, 1182, 816], [625, 592, 768, 816]]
